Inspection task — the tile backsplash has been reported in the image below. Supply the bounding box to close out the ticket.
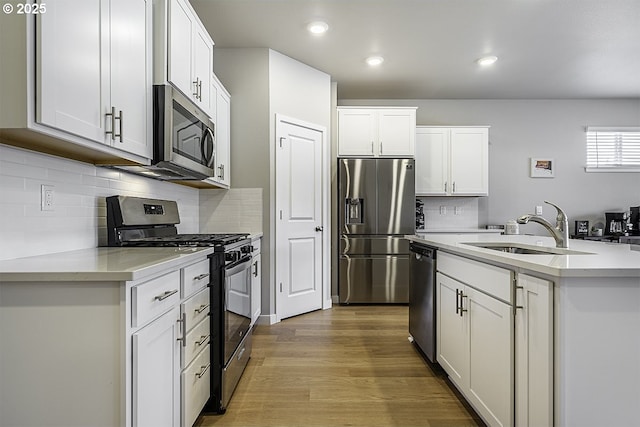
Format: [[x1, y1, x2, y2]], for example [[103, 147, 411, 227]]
[[0, 144, 199, 261], [418, 197, 480, 230], [199, 188, 263, 233]]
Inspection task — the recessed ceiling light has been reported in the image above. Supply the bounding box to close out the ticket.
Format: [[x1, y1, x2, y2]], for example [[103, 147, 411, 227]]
[[477, 55, 498, 66], [366, 56, 384, 66], [307, 21, 329, 35]]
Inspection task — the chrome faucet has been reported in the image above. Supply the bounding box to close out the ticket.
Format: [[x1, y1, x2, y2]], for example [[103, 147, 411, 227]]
[[517, 201, 569, 248]]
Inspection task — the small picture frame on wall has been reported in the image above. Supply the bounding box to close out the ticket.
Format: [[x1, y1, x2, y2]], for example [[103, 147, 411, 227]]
[[530, 158, 554, 178], [574, 220, 589, 236]]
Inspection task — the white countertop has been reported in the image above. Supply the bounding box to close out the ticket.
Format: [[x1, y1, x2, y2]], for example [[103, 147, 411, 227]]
[[0, 247, 215, 282], [417, 229, 503, 234], [406, 233, 640, 278]]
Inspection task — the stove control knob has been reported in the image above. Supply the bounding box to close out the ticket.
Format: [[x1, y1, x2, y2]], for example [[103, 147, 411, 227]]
[[241, 245, 254, 254]]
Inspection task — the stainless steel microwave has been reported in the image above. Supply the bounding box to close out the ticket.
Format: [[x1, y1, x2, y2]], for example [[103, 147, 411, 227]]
[[151, 84, 216, 180]]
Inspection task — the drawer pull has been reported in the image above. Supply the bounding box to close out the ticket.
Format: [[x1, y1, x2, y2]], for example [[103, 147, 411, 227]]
[[194, 273, 209, 281], [154, 289, 178, 301], [196, 363, 211, 379], [195, 304, 210, 314], [196, 335, 209, 347], [176, 313, 187, 347]]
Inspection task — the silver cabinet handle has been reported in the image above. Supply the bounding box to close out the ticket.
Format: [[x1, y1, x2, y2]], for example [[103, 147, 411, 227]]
[[315, 226, 324, 232], [371, 141, 374, 154], [196, 335, 209, 347], [154, 289, 178, 301], [452, 182, 456, 193], [459, 293, 468, 316], [195, 303, 209, 314], [196, 363, 211, 379], [455, 289, 460, 314], [105, 106, 116, 140], [380, 141, 383, 155], [176, 312, 187, 347], [444, 182, 448, 193], [253, 260, 259, 277], [194, 273, 209, 281], [198, 80, 203, 101], [105, 107, 123, 142], [193, 77, 200, 99], [116, 109, 123, 142]]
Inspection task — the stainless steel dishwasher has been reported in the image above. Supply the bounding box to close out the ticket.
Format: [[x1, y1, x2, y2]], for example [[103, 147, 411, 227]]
[[408, 242, 437, 363]]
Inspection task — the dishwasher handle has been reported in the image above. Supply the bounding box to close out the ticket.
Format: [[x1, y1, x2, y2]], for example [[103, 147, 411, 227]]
[[409, 243, 436, 259]]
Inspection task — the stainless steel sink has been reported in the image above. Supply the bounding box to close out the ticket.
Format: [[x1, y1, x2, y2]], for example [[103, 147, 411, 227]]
[[461, 242, 592, 255]]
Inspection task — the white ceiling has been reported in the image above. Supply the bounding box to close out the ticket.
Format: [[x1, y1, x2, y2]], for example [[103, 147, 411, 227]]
[[190, 0, 640, 100]]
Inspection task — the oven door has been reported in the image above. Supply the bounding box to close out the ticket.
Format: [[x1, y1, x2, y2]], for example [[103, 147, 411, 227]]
[[224, 255, 252, 365]]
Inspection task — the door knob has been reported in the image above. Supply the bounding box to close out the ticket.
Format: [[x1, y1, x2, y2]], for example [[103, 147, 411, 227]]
[[315, 226, 323, 232]]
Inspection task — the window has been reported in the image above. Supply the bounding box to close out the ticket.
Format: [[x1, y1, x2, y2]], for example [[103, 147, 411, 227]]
[[586, 127, 640, 172]]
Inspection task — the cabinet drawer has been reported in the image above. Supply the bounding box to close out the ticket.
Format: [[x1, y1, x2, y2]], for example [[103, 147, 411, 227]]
[[182, 258, 210, 299], [183, 316, 210, 368], [182, 344, 211, 427], [132, 271, 181, 328], [438, 252, 512, 303], [182, 287, 210, 333]]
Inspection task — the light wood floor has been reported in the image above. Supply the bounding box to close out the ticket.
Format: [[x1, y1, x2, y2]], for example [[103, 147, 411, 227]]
[[196, 305, 484, 427]]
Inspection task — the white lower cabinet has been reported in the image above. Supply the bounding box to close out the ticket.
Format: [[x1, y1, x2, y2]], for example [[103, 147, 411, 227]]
[[250, 237, 262, 326], [436, 252, 513, 427], [515, 274, 553, 427], [132, 306, 181, 427]]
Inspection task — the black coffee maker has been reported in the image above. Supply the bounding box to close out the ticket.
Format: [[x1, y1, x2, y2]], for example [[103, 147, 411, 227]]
[[630, 206, 640, 235]]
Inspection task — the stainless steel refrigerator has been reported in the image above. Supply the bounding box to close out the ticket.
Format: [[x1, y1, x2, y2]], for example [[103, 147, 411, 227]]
[[338, 158, 415, 303]]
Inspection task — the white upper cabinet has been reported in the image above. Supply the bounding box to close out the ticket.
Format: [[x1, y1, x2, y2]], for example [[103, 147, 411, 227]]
[[201, 73, 231, 188], [165, 0, 214, 117], [0, 0, 152, 163], [38, 0, 151, 159], [415, 126, 489, 196], [337, 107, 417, 157]]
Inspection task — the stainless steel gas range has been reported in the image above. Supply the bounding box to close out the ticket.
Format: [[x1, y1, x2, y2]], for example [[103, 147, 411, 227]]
[[106, 195, 253, 414]]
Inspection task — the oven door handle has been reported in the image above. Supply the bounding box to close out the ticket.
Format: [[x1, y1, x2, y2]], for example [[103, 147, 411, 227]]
[[225, 257, 252, 276]]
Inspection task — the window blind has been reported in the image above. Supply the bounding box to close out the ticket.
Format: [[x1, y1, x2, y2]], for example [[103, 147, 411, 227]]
[[586, 127, 640, 171]]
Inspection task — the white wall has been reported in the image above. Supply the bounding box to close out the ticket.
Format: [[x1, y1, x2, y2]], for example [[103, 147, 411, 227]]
[[206, 48, 331, 318], [0, 144, 199, 261], [340, 98, 640, 233]]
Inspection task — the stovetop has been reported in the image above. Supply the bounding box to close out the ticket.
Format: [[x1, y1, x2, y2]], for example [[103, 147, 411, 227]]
[[122, 233, 249, 248]]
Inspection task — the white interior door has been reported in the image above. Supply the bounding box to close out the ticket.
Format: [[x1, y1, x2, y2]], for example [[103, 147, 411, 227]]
[[275, 116, 325, 321]]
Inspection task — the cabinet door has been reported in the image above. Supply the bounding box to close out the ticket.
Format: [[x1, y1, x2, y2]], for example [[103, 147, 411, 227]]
[[37, 0, 109, 143], [378, 109, 415, 156], [110, 0, 151, 158], [449, 128, 489, 195], [215, 85, 231, 187], [251, 252, 261, 326], [337, 109, 377, 156], [132, 306, 180, 427], [415, 127, 448, 195], [192, 23, 214, 116], [436, 273, 467, 388], [466, 286, 514, 427], [168, 0, 194, 99], [515, 274, 553, 427]]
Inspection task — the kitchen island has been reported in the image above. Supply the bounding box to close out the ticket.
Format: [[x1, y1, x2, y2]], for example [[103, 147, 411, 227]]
[[407, 233, 640, 427], [0, 247, 215, 427]]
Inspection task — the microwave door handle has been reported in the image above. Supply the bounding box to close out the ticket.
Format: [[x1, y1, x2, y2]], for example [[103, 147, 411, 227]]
[[202, 127, 216, 168]]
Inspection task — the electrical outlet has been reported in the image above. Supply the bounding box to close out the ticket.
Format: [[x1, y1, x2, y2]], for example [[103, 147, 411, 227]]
[[535, 205, 543, 215], [440, 206, 447, 215], [454, 206, 462, 215], [41, 184, 54, 211]]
